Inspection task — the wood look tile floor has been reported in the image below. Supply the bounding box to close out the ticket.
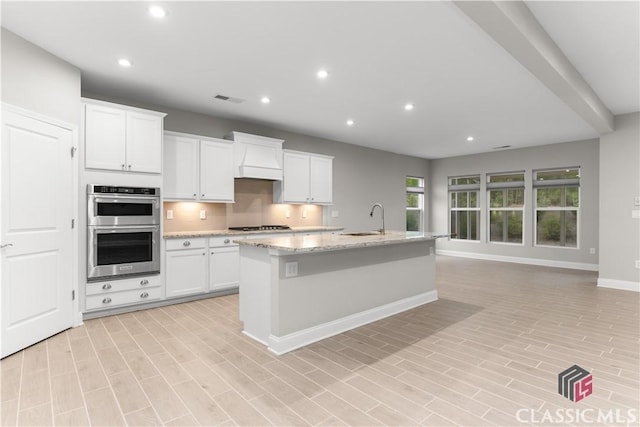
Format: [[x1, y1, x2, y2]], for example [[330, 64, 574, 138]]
[[2, 256, 639, 426]]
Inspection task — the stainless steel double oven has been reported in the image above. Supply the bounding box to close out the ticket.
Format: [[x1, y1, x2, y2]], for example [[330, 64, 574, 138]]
[[87, 185, 161, 281]]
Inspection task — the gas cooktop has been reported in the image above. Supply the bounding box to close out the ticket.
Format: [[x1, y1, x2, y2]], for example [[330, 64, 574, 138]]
[[228, 225, 291, 232]]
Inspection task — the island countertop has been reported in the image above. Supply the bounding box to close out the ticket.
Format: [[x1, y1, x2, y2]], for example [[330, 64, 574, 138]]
[[237, 230, 449, 253], [163, 226, 344, 239]]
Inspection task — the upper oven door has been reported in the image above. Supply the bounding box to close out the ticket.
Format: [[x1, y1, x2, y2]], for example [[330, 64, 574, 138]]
[[88, 194, 160, 226]]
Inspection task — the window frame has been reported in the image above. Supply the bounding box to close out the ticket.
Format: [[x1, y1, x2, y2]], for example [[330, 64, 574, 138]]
[[487, 172, 525, 246], [406, 176, 424, 233], [533, 168, 580, 249], [448, 175, 481, 241]]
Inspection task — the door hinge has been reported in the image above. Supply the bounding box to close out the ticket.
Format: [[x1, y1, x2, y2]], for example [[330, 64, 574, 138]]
[[71, 146, 77, 158], [71, 219, 75, 229], [72, 290, 75, 301]]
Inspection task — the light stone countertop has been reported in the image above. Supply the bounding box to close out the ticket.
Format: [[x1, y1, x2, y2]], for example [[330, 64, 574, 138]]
[[237, 230, 450, 253], [163, 226, 344, 239]]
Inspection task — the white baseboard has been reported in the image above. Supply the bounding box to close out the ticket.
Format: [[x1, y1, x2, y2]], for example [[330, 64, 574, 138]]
[[267, 290, 439, 355], [597, 278, 640, 292], [437, 249, 599, 272]]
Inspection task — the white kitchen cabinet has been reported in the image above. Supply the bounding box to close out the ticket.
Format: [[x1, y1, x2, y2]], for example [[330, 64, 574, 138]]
[[165, 238, 208, 298], [163, 131, 234, 202], [84, 99, 165, 173], [164, 133, 199, 199], [209, 236, 240, 292], [200, 138, 234, 202], [85, 275, 162, 311], [274, 150, 333, 204]]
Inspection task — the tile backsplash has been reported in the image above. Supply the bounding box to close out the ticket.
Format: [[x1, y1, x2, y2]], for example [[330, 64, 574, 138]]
[[163, 179, 323, 232]]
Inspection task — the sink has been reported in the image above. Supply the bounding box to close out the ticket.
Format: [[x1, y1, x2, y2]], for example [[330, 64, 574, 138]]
[[341, 232, 380, 236]]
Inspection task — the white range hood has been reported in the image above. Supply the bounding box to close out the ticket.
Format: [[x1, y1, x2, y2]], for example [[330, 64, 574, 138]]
[[225, 131, 284, 180]]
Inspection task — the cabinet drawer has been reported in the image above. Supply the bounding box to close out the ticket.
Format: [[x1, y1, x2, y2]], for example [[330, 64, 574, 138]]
[[209, 236, 240, 247], [85, 287, 162, 311], [86, 275, 161, 295], [166, 238, 207, 251]]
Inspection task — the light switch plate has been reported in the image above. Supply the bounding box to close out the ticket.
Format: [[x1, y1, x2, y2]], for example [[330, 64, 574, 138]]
[[635, 260, 640, 269], [166, 210, 173, 220], [632, 210, 640, 219], [285, 262, 298, 277], [285, 210, 291, 218], [200, 210, 207, 220], [635, 196, 640, 206], [302, 210, 307, 218], [589, 248, 596, 255], [331, 210, 339, 218]]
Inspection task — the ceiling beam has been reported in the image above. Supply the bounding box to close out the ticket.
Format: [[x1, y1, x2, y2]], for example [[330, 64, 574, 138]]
[[454, 0, 615, 134]]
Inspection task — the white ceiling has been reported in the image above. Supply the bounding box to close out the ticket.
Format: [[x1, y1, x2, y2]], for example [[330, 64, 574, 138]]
[[2, 1, 638, 159]]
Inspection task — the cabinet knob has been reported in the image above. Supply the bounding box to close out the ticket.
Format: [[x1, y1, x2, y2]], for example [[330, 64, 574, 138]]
[[311, 197, 314, 201], [128, 165, 132, 170], [211, 251, 214, 255], [140, 292, 149, 298], [102, 283, 112, 290], [102, 297, 112, 304], [140, 279, 149, 286], [183, 241, 191, 247], [193, 193, 197, 197], [121, 164, 125, 170], [201, 194, 205, 197], [224, 239, 230, 244]]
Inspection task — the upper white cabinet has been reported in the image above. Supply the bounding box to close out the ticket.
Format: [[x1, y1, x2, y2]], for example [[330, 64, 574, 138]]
[[83, 99, 165, 173], [163, 131, 234, 202], [274, 150, 333, 204]]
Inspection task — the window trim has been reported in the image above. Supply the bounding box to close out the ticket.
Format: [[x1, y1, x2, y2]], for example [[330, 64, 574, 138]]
[[487, 172, 525, 245], [448, 175, 481, 241], [533, 167, 581, 249], [406, 176, 424, 233]]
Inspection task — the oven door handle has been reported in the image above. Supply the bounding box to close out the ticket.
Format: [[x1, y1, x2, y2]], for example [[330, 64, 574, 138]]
[[92, 196, 159, 206], [91, 225, 160, 232]]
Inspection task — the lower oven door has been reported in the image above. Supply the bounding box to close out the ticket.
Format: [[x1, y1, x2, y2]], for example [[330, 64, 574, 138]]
[[88, 225, 160, 281]]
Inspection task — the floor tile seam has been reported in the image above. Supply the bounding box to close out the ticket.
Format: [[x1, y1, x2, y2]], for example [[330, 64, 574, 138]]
[[45, 341, 55, 424], [426, 396, 495, 425], [257, 380, 331, 425], [63, 329, 94, 426], [311, 390, 369, 425], [218, 388, 278, 426], [12, 351, 26, 423]]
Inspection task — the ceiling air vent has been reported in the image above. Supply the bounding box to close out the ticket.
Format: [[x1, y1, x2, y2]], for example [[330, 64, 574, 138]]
[[492, 145, 512, 150], [213, 94, 244, 104]]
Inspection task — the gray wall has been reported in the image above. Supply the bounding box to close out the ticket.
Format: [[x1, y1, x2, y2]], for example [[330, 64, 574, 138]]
[[1, 28, 81, 125], [82, 92, 430, 232], [429, 139, 600, 267], [599, 112, 640, 284]]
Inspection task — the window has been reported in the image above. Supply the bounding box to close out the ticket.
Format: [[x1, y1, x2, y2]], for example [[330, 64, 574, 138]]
[[449, 175, 480, 240], [488, 172, 525, 244], [534, 168, 580, 248], [406, 176, 424, 232]]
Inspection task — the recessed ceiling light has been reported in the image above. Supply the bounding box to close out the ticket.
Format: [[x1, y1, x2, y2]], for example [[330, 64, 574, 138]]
[[261, 96, 271, 104], [317, 69, 329, 79], [466, 136, 474, 142], [404, 103, 414, 111], [118, 58, 132, 67], [346, 119, 355, 126], [149, 6, 166, 19]]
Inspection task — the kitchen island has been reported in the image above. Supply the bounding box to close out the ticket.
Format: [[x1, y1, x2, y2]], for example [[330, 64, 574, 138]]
[[237, 231, 446, 354]]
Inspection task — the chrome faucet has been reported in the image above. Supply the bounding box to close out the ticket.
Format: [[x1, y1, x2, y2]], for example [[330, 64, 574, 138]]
[[369, 203, 385, 235]]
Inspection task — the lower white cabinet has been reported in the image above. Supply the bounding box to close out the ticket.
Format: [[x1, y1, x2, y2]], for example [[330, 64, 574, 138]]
[[208, 236, 240, 291], [165, 238, 208, 298], [85, 275, 162, 311]]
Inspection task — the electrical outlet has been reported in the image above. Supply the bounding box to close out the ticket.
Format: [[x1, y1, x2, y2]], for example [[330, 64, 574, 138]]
[[166, 210, 174, 220], [635, 196, 640, 206], [285, 210, 291, 219], [632, 210, 640, 219], [285, 262, 298, 277], [200, 210, 207, 220], [589, 248, 596, 255], [635, 260, 640, 269], [302, 209, 307, 218], [331, 210, 339, 218]]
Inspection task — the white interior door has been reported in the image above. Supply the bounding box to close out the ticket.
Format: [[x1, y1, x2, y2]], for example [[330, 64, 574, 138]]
[[1, 108, 75, 358]]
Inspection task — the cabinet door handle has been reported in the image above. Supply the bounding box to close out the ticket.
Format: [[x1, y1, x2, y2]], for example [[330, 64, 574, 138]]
[[102, 283, 112, 290], [102, 297, 112, 304], [202, 253, 206, 256], [201, 194, 205, 197], [0, 243, 13, 249], [183, 241, 191, 247], [140, 279, 149, 286], [224, 239, 230, 244], [140, 292, 149, 298]]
